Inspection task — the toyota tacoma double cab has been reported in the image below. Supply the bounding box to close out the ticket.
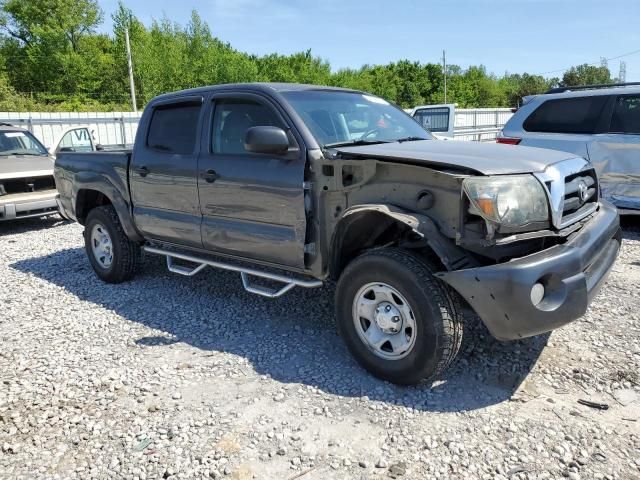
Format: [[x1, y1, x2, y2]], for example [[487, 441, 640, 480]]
[[54, 83, 621, 385]]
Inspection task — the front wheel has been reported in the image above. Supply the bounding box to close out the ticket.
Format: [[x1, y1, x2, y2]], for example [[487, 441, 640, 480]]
[[84, 205, 141, 283], [335, 248, 464, 385]]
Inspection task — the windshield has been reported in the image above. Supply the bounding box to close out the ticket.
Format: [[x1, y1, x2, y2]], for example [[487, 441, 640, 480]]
[[281, 90, 433, 148], [0, 130, 48, 156]]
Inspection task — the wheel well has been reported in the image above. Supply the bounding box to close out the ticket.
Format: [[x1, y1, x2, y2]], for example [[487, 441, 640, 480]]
[[76, 189, 113, 224], [331, 211, 431, 279]]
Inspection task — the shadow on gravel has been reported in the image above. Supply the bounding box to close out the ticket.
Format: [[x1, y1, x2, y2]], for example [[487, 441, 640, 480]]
[[621, 215, 640, 235], [12, 246, 548, 413], [0, 216, 68, 236]]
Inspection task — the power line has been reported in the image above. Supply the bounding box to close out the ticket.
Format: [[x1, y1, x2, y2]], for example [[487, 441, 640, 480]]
[[535, 48, 640, 76]]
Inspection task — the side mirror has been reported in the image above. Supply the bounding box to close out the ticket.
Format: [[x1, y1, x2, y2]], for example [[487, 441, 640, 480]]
[[245, 126, 289, 155]]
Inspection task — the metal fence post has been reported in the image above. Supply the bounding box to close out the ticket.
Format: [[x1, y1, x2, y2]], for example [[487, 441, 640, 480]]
[[27, 116, 33, 133], [119, 117, 127, 147]]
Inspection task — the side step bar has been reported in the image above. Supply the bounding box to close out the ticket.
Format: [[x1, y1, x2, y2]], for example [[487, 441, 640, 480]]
[[143, 246, 323, 299]]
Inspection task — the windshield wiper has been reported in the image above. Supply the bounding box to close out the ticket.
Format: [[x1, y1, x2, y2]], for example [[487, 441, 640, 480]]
[[323, 139, 391, 149], [2, 151, 47, 156], [394, 136, 429, 143]]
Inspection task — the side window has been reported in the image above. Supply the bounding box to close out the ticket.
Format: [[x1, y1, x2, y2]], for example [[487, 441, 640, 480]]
[[523, 96, 608, 134], [147, 102, 201, 154], [413, 107, 450, 133], [609, 95, 640, 134], [212, 99, 284, 154], [58, 128, 93, 153]]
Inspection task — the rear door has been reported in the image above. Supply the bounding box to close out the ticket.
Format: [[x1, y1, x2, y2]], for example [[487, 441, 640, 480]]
[[588, 93, 640, 210], [129, 96, 204, 247], [197, 92, 307, 268]]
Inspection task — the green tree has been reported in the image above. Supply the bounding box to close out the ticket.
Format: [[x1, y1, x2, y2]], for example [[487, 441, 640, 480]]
[[499, 73, 557, 107], [0, 0, 102, 50], [561, 64, 612, 87], [0, 0, 619, 112]]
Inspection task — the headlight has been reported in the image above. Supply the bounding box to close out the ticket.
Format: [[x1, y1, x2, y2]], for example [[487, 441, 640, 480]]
[[463, 175, 549, 227]]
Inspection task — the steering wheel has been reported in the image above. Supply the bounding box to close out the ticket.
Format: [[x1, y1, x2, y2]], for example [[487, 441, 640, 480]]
[[359, 128, 385, 140]]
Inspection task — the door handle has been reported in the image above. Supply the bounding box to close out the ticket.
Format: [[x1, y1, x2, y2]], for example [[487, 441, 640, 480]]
[[134, 166, 149, 177], [201, 169, 219, 183]]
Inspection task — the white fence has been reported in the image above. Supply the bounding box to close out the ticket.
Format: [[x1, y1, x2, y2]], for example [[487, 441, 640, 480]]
[[0, 112, 142, 148], [453, 108, 513, 142]]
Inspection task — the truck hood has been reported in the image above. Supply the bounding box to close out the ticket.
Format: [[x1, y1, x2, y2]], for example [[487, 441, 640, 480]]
[[0, 155, 54, 180], [336, 140, 577, 175]]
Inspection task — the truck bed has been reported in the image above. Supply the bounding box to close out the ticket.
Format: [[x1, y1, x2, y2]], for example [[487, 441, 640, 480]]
[[54, 150, 133, 224]]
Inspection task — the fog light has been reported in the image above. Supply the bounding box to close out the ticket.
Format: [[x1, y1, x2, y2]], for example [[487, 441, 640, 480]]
[[530, 283, 545, 306]]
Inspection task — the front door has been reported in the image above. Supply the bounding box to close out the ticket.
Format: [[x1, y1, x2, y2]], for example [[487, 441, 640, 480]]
[[197, 93, 307, 268], [589, 93, 640, 210], [129, 97, 204, 247]]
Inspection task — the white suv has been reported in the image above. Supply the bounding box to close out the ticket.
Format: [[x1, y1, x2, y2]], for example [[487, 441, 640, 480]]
[[498, 83, 640, 213]]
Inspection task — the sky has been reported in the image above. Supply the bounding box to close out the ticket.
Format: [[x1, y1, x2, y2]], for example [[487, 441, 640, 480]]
[[98, 0, 640, 81]]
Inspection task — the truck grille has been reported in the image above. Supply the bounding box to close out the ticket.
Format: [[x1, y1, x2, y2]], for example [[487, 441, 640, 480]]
[[534, 158, 599, 230], [0, 176, 55, 196], [560, 169, 598, 227]]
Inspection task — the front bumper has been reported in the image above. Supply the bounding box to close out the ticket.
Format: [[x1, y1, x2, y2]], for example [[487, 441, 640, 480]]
[[0, 190, 59, 221], [438, 201, 621, 340]]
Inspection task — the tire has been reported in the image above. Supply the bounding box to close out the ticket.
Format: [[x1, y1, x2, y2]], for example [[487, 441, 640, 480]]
[[84, 205, 141, 283], [335, 248, 464, 385]]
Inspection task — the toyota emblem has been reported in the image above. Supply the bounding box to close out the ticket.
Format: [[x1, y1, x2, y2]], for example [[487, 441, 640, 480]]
[[577, 181, 589, 203]]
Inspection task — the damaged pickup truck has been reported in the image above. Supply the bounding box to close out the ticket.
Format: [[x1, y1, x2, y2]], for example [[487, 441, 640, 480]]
[[54, 83, 622, 384]]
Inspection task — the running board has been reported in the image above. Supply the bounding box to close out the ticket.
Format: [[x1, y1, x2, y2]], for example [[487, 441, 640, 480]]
[[143, 246, 323, 299]]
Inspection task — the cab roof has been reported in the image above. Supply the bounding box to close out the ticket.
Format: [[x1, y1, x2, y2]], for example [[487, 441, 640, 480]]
[[151, 82, 363, 103]]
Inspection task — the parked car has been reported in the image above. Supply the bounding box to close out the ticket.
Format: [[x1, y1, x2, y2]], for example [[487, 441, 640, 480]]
[[0, 124, 97, 221], [407, 104, 514, 141], [498, 83, 640, 214], [54, 83, 621, 384], [407, 104, 456, 140]]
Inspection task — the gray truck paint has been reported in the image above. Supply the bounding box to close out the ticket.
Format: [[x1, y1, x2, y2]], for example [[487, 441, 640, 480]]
[[336, 139, 577, 175], [54, 83, 621, 341]]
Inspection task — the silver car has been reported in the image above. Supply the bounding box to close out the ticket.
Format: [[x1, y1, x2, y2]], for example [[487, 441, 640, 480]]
[[498, 83, 640, 214]]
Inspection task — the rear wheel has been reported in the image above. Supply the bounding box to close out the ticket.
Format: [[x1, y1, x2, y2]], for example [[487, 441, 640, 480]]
[[84, 205, 141, 283], [335, 248, 464, 385]]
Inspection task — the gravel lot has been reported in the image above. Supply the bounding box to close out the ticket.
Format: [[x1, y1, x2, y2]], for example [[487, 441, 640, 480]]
[[1, 217, 639, 480]]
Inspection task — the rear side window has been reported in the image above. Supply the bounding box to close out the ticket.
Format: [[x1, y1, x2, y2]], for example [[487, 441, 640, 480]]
[[609, 95, 640, 134], [413, 107, 450, 133], [147, 102, 201, 154], [523, 96, 608, 134]]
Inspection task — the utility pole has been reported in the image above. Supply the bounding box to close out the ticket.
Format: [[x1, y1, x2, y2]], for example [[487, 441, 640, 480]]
[[442, 50, 447, 104], [619, 61, 627, 83], [125, 28, 137, 113]]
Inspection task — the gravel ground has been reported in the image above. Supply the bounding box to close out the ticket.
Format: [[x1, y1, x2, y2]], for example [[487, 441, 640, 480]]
[[1, 216, 639, 480]]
